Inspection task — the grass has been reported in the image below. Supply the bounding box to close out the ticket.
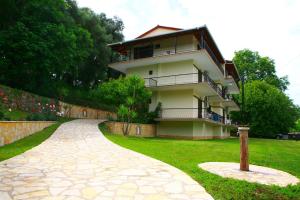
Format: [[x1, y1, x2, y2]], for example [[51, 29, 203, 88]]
[[0, 119, 69, 161], [100, 124, 300, 200]]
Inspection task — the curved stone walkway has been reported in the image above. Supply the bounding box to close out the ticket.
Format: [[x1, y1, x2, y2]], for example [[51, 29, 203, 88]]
[[0, 119, 213, 200]]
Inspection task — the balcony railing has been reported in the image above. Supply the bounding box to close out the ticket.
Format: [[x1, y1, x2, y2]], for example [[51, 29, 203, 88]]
[[224, 93, 240, 106], [111, 41, 224, 75], [144, 72, 225, 98], [158, 108, 225, 123]]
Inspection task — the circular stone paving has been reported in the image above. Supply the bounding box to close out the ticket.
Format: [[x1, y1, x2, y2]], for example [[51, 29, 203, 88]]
[[198, 162, 299, 187]]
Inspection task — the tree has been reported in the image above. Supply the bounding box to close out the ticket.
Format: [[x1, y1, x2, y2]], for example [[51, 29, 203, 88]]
[[231, 81, 300, 138], [93, 75, 152, 135], [233, 49, 289, 91], [0, 0, 124, 100], [291, 119, 300, 132]]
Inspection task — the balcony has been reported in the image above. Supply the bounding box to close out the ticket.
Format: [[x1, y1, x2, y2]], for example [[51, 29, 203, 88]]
[[144, 71, 224, 98], [109, 45, 225, 81], [223, 93, 240, 111], [157, 108, 225, 124]]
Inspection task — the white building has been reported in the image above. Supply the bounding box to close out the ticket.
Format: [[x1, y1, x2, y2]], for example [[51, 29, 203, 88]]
[[108, 25, 240, 139]]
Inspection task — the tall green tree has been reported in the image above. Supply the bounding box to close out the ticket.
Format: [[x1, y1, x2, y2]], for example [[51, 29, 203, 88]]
[[0, 0, 124, 98], [231, 81, 299, 138], [92, 75, 153, 132], [233, 49, 289, 91]]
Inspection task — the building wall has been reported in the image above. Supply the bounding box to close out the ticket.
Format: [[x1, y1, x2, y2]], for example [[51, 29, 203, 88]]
[[127, 64, 158, 78], [152, 35, 196, 56], [157, 121, 193, 138], [127, 60, 196, 113], [127, 60, 194, 78], [128, 34, 197, 59], [0, 121, 55, 146], [158, 90, 193, 108], [140, 28, 178, 38], [192, 121, 228, 139], [105, 121, 156, 137], [157, 121, 230, 140], [158, 60, 194, 76]]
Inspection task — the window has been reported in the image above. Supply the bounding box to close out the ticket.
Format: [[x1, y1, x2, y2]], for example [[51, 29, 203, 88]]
[[133, 45, 153, 59], [149, 70, 153, 75]]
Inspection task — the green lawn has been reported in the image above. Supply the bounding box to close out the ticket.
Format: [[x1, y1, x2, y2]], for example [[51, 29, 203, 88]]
[[0, 120, 67, 161], [100, 124, 300, 200]]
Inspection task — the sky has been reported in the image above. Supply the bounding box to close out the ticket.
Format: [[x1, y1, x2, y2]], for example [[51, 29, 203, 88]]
[[77, 0, 300, 105]]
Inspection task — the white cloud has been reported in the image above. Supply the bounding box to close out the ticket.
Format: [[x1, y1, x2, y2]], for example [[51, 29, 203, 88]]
[[77, 0, 300, 105]]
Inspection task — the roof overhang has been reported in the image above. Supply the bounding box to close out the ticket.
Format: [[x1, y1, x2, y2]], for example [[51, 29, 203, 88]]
[[225, 60, 240, 83]]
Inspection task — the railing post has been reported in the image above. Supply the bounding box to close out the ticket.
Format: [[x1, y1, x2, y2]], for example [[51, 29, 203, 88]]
[[174, 36, 177, 54], [239, 127, 250, 171]]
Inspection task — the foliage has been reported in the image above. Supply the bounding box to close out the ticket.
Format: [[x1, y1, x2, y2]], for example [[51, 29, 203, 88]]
[[101, 125, 300, 200], [0, 84, 59, 115], [137, 102, 162, 124], [231, 81, 300, 138], [291, 119, 300, 132], [3, 109, 29, 121], [0, 0, 124, 105], [232, 49, 299, 138], [233, 49, 289, 91], [93, 75, 152, 128], [0, 101, 4, 120], [26, 112, 57, 121]]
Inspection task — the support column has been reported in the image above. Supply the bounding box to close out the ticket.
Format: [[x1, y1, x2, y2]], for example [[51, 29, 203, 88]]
[[238, 127, 250, 171]]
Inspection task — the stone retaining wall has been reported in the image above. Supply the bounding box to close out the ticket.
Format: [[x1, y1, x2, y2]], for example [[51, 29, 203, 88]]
[[59, 101, 116, 119], [105, 121, 156, 137], [0, 121, 55, 146]]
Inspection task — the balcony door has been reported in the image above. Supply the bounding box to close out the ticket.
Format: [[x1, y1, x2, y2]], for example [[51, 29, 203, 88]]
[[134, 45, 153, 59]]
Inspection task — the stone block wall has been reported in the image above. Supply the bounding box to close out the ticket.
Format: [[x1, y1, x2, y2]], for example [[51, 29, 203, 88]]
[[0, 84, 116, 120], [0, 121, 55, 146], [105, 121, 156, 137], [59, 101, 116, 119]]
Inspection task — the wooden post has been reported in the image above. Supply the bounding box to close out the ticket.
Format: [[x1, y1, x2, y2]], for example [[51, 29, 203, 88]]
[[239, 127, 250, 171]]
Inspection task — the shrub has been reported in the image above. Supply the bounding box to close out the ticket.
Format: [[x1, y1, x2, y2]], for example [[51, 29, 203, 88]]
[[0, 106, 4, 120], [26, 112, 58, 121]]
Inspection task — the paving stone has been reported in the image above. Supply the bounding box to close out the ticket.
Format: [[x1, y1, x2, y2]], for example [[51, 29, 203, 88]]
[[199, 162, 299, 187], [0, 119, 213, 199]]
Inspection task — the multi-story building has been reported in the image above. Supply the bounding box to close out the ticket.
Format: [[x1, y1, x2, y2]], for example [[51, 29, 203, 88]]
[[108, 25, 240, 139]]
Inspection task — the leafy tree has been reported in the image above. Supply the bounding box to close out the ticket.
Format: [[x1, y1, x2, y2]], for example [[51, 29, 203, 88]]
[[0, 0, 124, 105], [231, 81, 300, 138], [291, 119, 300, 132], [233, 49, 289, 91], [93, 75, 152, 134]]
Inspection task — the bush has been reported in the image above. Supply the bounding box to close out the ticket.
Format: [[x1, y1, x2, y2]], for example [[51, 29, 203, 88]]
[[0, 109, 4, 120], [26, 113, 58, 121], [0, 102, 5, 120]]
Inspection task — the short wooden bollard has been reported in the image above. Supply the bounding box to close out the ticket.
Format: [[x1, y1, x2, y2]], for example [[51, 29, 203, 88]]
[[238, 127, 250, 171]]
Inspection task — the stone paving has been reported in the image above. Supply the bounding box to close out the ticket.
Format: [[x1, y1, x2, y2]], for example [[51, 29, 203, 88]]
[[0, 119, 213, 200], [199, 162, 299, 187]]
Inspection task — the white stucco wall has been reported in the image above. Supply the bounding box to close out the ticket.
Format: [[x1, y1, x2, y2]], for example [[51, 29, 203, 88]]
[[157, 121, 193, 137]]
